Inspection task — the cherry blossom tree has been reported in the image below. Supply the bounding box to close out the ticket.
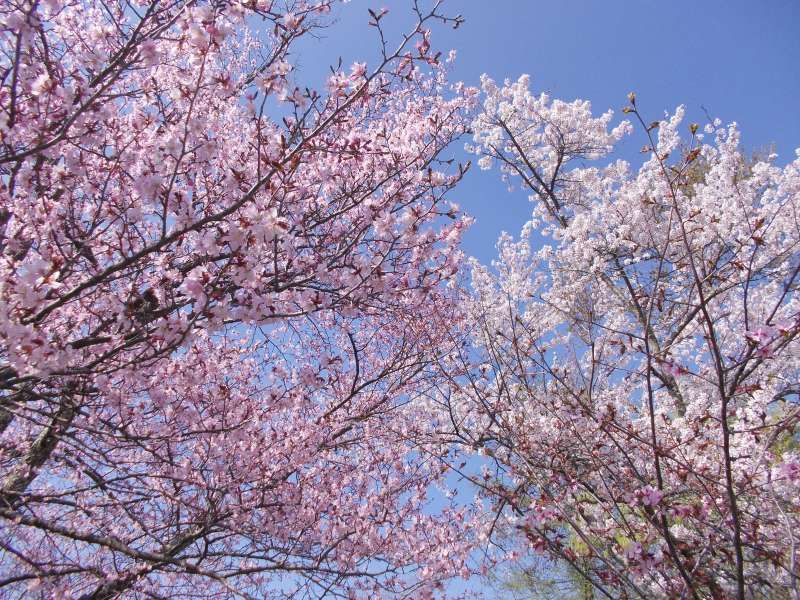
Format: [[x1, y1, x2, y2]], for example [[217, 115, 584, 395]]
[[440, 74, 800, 599], [0, 0, 478, 596]]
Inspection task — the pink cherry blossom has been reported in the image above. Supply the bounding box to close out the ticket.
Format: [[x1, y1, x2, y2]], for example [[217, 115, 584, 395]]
[[0, 1, 479, 597], [440, 74, 800, 599], [641, 485, 664, 507]]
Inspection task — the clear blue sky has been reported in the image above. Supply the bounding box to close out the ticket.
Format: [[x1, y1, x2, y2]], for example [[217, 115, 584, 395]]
[[293, 0, 800, 265]]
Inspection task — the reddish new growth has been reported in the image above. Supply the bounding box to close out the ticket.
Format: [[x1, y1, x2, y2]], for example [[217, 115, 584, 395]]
[[441, 75, 800, 599]]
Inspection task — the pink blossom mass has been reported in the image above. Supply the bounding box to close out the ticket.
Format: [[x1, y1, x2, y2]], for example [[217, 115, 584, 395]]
[[1, 1, 799, 599]]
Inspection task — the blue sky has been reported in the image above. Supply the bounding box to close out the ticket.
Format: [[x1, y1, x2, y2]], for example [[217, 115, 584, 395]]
[[293, 0, 800, 265]]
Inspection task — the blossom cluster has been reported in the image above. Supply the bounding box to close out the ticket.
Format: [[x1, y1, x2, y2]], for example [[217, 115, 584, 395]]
[[444, 74, 800, 598], [0, 1, 479, 597]]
